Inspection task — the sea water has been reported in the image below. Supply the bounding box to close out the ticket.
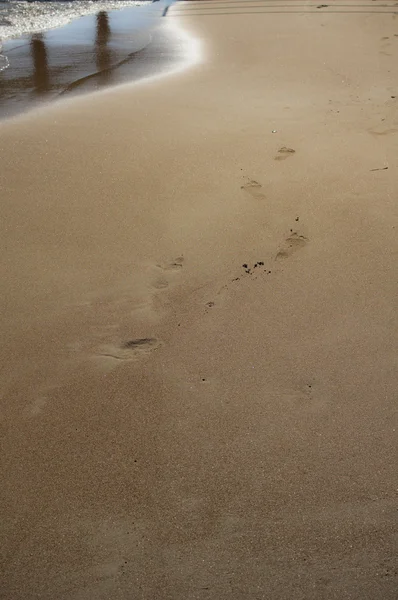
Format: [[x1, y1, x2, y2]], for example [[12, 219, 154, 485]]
[[0, 0, 161, 71]]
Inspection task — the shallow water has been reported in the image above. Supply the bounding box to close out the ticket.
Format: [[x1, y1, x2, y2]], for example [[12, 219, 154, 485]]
[[0, 1, 188, 120]]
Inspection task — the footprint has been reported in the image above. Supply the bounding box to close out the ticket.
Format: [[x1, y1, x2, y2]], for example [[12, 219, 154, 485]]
[[274, 146, 296, 161], [95, 338, 161, 361], [25, 396, 47, 418], [281, 383, 327, 413], [241, 179, 266, 199], [276, 232, 308, 260], [157, 256, 184, 271], [369, 128, 398, 136], [152, 278, 169, 290], [151, 256, 184, 291]]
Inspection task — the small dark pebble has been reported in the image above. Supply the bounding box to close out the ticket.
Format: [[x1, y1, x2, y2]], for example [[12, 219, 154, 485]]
[[242, 263, 248, 268], [245, 269, 251, 274], [254, 263, 258, 268], [258, 261, 264, 266], [392, 96, 396, 99], [202, 378, 206, 382], [290, 229, 293, 232], [295, 217, 299, 221]]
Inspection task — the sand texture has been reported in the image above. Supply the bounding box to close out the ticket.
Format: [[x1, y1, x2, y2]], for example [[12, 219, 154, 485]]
[[0, 1, 397, 598]]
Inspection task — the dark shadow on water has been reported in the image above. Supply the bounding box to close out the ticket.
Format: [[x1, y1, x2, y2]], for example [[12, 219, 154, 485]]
[[31, 34, 50, 94]]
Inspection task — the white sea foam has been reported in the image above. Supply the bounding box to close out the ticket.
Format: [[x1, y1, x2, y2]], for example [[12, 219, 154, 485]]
[[0, 48, 9, 71]]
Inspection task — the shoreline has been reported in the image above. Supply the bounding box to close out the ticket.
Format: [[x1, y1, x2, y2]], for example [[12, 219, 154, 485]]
[[0, 1, 196, 122]]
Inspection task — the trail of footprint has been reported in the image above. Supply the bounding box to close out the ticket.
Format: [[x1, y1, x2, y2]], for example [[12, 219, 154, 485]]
[[74, 257, 184, 368], [98, 256, 183, 358], [276, 231, 308, 260], [203, 223, 308, 311], [241, 179, 266, 200]]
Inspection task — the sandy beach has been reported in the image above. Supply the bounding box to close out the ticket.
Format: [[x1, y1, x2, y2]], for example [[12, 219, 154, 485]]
[[1, 1, 397, 598]]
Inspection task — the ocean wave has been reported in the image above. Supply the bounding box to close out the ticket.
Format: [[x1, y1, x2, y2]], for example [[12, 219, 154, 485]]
[[0, 0, 149, 43]]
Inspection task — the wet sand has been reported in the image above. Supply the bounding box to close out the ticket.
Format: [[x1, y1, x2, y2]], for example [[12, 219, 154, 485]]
[[0, 1, 398, 599]]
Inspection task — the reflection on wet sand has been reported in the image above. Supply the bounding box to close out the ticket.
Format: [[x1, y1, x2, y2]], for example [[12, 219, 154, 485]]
[[31, 34, 49, 94], [95, 11, 111, 82]]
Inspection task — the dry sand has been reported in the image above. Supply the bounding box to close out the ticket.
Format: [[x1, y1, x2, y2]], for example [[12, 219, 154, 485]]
[[1, 1, 398, 598]]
